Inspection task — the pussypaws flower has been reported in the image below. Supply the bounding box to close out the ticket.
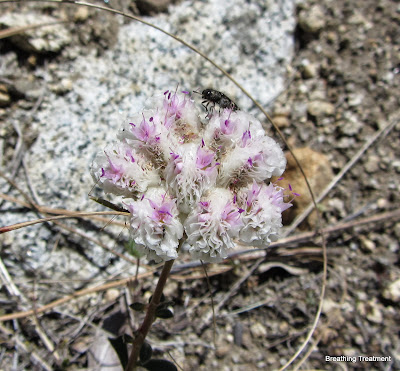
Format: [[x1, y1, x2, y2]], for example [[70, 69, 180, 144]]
[[125, 187, 183, 263], [91, 89, 294, 262], [91, 140, 160, 197], [183, 188, 243, 262], [238, 180, 292, 247]]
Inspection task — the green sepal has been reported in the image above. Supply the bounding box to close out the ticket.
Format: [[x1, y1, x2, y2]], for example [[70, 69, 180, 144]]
[[139, 341, 153, 364], [130, 302, 146, 311], [142, 359, 177, 371], [155, 308, 174, 319], [108, 336, 128, 369]]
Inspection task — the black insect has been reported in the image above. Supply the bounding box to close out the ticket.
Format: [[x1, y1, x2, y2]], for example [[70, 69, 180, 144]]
[[196, 88, 239, 115]]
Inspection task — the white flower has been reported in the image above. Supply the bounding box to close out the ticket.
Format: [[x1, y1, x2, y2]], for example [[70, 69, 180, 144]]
[[91, 90, 294, 262], [217, 131, 286, 188], [238, 181, 292, 247], [91, 141, 160, 197], [165, 142, 219, 214], [183, 188, 243, 262], [203, 110, 265, 147], [126, 187, 183, 262]]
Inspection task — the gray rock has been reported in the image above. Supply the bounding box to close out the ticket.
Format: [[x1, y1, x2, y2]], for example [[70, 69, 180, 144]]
[[307, 100, 335, 117], [339, 112, 363, 136], [364, 155, 380, 173], [383, 279, 400, 302], [2, 0, 296, 280], [301, 59, 318, 78], [0, 12, 71, 53], [0, 85, 11, 107], [12, 77, 43, 100], [298, 5, 325, 34]]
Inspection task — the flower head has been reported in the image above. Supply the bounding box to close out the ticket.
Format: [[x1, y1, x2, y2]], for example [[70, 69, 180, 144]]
[[184, 188, 243, 262], [237, 181, 292, 247], [91, 90, 293, 262], [129, 115, 159, 145], [126, 187, 183, 263], [91, 141, 160, 197]]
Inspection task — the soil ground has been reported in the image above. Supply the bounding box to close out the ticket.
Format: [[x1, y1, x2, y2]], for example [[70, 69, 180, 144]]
[[0, 0, 399, 370]]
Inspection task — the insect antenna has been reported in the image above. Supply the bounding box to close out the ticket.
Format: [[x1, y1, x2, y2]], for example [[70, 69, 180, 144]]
[[192, 88, 201, 95]]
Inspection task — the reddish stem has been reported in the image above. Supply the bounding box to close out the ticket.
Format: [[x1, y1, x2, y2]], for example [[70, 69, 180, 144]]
[[125, 259, 175, 371]]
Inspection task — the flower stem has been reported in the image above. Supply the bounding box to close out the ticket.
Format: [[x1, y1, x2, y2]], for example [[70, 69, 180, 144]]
[[125, 258, 175, 371]]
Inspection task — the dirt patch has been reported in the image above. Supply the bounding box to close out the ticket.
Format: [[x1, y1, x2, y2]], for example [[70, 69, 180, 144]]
[[0, 0, 399, 370]]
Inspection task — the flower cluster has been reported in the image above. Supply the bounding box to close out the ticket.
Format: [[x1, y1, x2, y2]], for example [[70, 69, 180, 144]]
[[91, 90, 295, 262]]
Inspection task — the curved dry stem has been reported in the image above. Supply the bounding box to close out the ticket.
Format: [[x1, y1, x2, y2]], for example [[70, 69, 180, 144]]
[[292, 266, 349, 371], [0, 20, 69, 39], [0, 191, 127, 227], [0, 210, 128, 234]]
